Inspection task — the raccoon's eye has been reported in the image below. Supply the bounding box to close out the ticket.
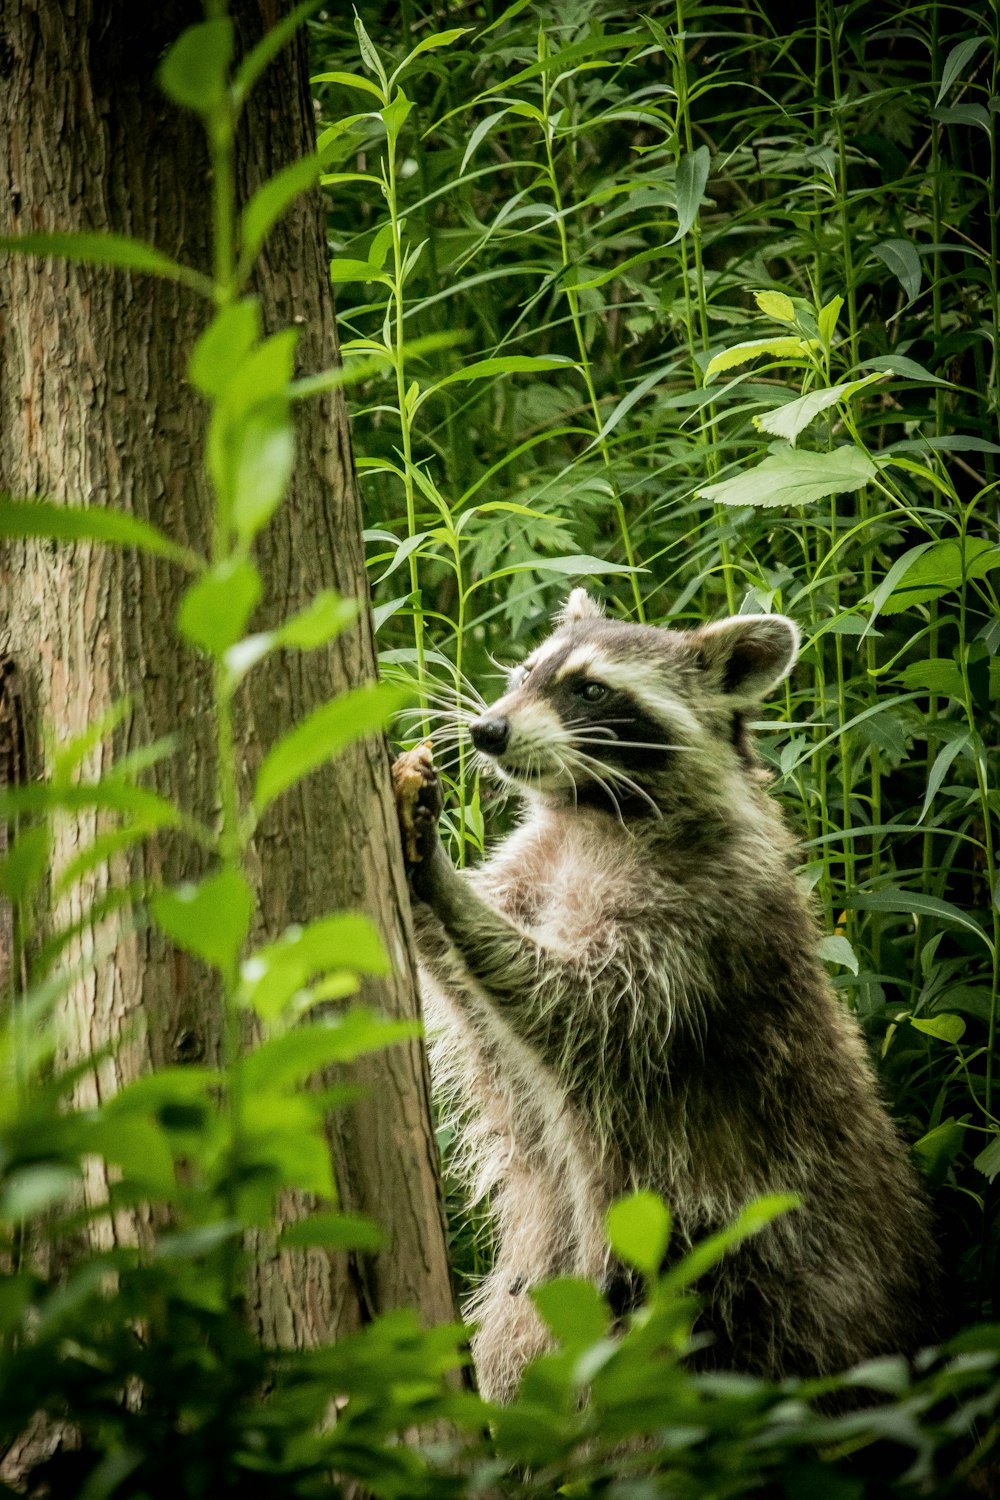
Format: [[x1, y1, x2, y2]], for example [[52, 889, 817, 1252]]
[[578, 680, 609, 703]]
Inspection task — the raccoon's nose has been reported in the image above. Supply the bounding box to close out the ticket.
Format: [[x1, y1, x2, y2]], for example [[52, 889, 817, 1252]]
[[470, 715, 510, 756]]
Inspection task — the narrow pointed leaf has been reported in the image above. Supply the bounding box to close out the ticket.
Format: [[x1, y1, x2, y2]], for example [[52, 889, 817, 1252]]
[[0, 497, 199, 570], [255, 682, 407, 812]]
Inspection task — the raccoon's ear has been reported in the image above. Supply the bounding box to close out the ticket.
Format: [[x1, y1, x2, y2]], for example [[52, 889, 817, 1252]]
[[556, 588, 605, 625], [692, 615, 799, 702]]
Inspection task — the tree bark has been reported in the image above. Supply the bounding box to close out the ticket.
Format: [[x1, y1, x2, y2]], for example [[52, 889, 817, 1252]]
[[0, 0, 454, 1342]]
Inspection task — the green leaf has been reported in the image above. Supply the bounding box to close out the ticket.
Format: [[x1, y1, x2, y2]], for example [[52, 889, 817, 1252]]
[[278, 592, 359, 648], [817, 934, 858, 974], [159, 19, 234, 113], [241, 1009, 415, 1088], [329, 257, 388, 285], [668, 145, 710, 244], [152, 869, 254, 973], [393, 27, 469, 81], [705, 336, 817, 382], [189, 300, 261, 397], [918, 729, 971, 821], [754, 289, 796, 323], [312, 69, 385, 101], [381, 87, 413, 139], [353, 10, 388, 91], [241, 913, 390, 1020], [973, 1135, 1000, 1184], [178, 559, 262, 655], [0, 231, 212, 298], [421, 355, 576, 402], [0, 497, 199, 570], [910, 1013, 966, 1043], [0, 1165, 79, 1221], [531, 1277, 608, 1348], [255, 683, 406, 813], [912, 1119, 967, 1187], [230, 399, 296, 541], [606, 1191, 670, 1276], [846, 888, 989, 949], [239, 155, 322, 277], [754, 374, 884, 445], [937, 36, 988, 103], [279, 1212, 384, 1251], [878, 538, 999, 613], [817, 294, 843, 344], [898, 659, 965, 699], [696, 447, 875, 508], [660, 1194, 799, 1294], [933, 102, 991, 133], [872, 238, 921, 304]]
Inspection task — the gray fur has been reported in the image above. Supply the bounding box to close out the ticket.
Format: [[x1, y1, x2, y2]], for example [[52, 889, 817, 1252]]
[[404, 598, 940, 1403]]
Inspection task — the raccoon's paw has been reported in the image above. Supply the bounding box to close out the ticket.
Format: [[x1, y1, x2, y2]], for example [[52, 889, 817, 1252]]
[[391, 740, 443, 891]]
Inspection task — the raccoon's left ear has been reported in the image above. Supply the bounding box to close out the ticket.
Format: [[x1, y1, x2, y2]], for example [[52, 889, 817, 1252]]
[[556, 588, 605, 625], [692, 614, 799, 702]]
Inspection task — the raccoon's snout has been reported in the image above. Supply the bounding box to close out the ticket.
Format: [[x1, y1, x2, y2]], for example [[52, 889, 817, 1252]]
[[470, 715, 510, 756]]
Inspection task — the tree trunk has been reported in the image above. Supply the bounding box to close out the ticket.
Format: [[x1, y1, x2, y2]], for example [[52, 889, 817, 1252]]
[[0, 0, 454, 1343]]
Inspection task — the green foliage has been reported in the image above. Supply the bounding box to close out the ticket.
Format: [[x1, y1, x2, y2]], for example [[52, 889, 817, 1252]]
[[0, 0, 997, 1495]]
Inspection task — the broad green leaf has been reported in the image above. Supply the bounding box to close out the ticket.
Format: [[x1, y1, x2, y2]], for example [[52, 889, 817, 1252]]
[[0, 1165, 79, 1221], [910, 1013, 966, 1043], [278, 592, 359, 649], [863, 354, 954, 387], [239, 156, 322, 277], [872, 238, 921, 304], [217, 328, 298, 418], [233, 0, 324, 107], [152, 868, 254, 973], [189, 300, 261, 397], [178, 559, 262, 655], [668, 145, 710, 244], [255, 682, 407, 813], [381, 87, 413, 139], [878, 538, 999, 614], [241, 912, 389, 1020], [934, 102, 991, 133], [329, 257, 387, 285], [846, 888, 990, 949], [230, 398, 295, 540], [241, 1010, 415, 1089], [912, 1119, 967, 1187], [754, 374, 884, 445], [159, 19, 234, 113], [937, 36, 988, 103], [817, 934, 858, 974], [754, 289, 796, 323], [697, 446, 875, 508], [279, 1212, 384, 1251], [531, 1277, 608, 1348], [898, 659, 965, 699], [606, 1191, 670, 1276], [705, 336, 817, 382], [0, 231, 212, 298], [0, 497, 199, 571]]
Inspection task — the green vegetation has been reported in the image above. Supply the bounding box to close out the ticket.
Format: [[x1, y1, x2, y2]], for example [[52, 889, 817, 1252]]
[[0, 1, 997, 1494]]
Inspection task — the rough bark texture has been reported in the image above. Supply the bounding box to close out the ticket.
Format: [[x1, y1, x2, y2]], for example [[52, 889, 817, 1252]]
[[0, 0, 454, 1342]]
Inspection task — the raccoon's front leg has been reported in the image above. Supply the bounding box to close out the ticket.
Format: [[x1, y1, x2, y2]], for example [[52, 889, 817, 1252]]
[[391, 750, 613, 1067]]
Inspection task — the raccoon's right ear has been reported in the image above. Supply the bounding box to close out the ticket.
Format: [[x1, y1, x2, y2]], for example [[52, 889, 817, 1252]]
[[556, 588, 605, 625], [692, 614, 799, 703]]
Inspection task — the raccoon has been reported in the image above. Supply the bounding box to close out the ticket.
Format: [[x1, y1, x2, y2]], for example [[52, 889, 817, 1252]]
[[395, 590, 940, 1404]]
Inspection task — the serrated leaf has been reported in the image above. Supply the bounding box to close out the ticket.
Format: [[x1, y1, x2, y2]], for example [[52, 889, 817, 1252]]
[[937, 36, 988, 103], [817, 934, 858, 974], [754, 290, 796, 323], [878, 538, 999, 613], [0, 231, 212, 298], [178, 559, 262, 655], [255, 682, 406, 813], [898, 659, 965, 699], [239, 156, 322, 277], [531, 1277, 608, 1348], [668, 145, 710, 245], [279, 1212, 384, 1251], [697, 446, 875, 508], [159, 19, 234, 113], [189, 300, 261, 397], [755, 374, 883, 445], [606, 1191, 670, 1276], [705, 337, 815, 381], [0, 497, 199, 570], [910, 1013, 966, 1043], [974, 1135, 1000, 1183], [872, 238, 921, 304], [152, 869, 254, 973]]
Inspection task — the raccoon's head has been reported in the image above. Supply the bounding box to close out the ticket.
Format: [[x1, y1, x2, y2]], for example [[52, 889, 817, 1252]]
[[468, 589, 799, 820]]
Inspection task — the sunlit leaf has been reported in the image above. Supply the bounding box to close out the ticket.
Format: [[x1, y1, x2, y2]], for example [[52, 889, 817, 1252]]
[[152, 869, 254, 973], [0, 231, 212, 298], [178, 559, 262, 655], [910, 1013, 966, 1043], [697, 447, 875, 508], [754, 374, 884, 445], [705, 336, 817, 381], [606, 1191, 670, 1276], [0, 497, 199, 570], [189, 300, 262, 397], [255, 683, 407, 813]]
